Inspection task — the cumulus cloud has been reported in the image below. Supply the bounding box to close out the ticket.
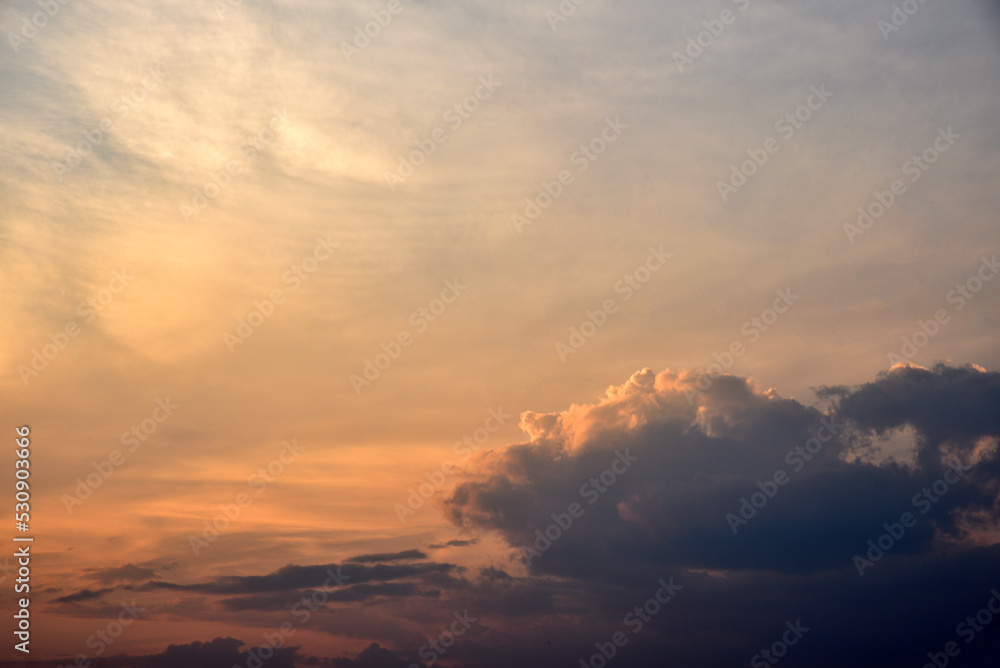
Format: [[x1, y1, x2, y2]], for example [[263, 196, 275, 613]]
[[444, 365, 999, 576], [431, 364, 1000, 666]]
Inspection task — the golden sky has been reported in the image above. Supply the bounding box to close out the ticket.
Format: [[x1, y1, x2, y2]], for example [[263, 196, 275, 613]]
[[1, 0, 1000, 666]]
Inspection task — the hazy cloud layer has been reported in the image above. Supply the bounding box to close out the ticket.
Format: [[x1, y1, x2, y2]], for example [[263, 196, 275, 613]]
[[3, 0, 1000, 665]]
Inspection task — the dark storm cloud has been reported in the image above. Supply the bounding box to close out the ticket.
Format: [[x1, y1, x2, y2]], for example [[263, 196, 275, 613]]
[[442, 365, 999, 580], [421, 364, 1000, 667], [825, 363, 1000, 468], [361, 546, 1000, 668]]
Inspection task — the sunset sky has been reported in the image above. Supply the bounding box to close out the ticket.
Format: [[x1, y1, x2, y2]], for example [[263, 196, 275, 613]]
[[1, 0, 1000, 666]]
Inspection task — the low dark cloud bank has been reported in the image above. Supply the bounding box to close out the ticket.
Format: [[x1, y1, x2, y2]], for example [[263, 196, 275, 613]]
[[38, 364, 1000, 667]]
